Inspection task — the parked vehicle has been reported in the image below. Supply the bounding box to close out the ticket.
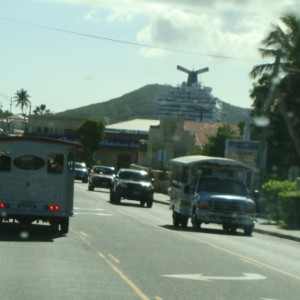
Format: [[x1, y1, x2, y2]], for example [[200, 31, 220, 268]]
[[0, 136, 82, 234], [88, 165, 115, 191], [169, 155, 258, 236], [110, 168, 154, 207], [74, 162, 88, 183]]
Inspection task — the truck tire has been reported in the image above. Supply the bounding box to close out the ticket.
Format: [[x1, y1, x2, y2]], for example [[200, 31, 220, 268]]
[[172, 211, 180, 227], [114, 191, 121, 204], [146, 200, 153, 208], [146, 194, 153, 208], [180, 215, 188, 228], [110, 190, 115, 203], [244, 225, 254, 236], [191, 208, 201, 230], [60, 217, 69, 234]]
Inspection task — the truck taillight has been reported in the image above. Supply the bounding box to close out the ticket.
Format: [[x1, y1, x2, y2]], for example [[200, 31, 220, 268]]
[[47, 205, 60, 211], [0, 202, 7, 209]]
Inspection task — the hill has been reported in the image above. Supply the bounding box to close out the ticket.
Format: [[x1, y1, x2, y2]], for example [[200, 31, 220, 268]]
[[56, 84, 250, 124]]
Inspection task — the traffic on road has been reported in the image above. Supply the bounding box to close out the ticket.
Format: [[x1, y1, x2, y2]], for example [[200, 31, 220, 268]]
[[0, 182, 300, 300]]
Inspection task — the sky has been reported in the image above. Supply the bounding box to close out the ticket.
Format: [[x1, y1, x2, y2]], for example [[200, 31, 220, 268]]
[[0, 0, 298, 115]]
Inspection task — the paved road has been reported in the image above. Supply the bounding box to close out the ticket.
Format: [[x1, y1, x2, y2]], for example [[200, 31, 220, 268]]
[[0, 183, 299, 300]]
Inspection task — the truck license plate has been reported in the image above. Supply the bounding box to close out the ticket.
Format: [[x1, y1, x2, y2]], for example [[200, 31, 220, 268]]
[[20, 201, 35, 209]]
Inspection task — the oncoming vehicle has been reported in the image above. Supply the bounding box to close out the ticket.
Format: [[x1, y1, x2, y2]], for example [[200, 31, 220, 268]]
[[0, 136, 82, 234], [88, 165, 115, 191], [74, 162, 88, 183], [169, 155, 258, 236], [110, 168, 154, 207]]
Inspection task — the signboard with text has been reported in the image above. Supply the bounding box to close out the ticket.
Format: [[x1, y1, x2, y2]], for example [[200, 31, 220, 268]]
[[225, 140, 260, 167]]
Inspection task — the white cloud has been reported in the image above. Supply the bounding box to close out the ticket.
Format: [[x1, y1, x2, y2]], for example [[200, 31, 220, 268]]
[[44, 0, 299, 59]]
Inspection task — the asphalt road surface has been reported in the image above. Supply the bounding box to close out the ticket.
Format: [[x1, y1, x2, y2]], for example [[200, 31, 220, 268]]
[[1, 181, 300, 300]]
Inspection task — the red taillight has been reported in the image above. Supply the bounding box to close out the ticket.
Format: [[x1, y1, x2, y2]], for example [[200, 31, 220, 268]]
[[48, 205, 60, 211], [0, 202, 6, 209]]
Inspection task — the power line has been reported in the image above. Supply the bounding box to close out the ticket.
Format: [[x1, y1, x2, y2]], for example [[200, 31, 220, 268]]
[[0, 16, 258, 62]]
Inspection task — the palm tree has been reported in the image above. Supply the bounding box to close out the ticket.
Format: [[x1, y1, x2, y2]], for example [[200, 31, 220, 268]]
[[14, 88, 31, 115], [249, 14, 300, 167], [33, 104, 52, 115]]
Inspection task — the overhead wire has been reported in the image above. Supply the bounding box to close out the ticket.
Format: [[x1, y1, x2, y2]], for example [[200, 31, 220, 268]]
[[0, 16, 259, 62]]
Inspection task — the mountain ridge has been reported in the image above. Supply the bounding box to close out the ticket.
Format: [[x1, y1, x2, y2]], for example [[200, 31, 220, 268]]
[[56, 84, 250, 124]]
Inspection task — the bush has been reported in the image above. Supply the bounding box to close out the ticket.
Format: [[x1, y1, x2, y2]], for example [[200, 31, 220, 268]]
[[279, 190, 300, 228], [261, 180, 297, 223]]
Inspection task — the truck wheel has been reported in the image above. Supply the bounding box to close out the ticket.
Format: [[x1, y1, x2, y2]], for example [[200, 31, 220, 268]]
[[110, 190, 115, 203], [172, 211, 180, 227], [180, 215, 188, 228], [114, 191, 121, 204], [60, 217, 69, 234], [146, 194, 153, 208], [191, 209, 201, 230], [146, 200, 153, 208], [244, 225, 254, 236]]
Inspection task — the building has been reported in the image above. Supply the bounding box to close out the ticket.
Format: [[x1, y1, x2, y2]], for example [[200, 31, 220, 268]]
[[158, 65, 223, 122], [96, 119, 160, 169], [25, 114, 86, 142], [138, 116, 238, 171], [0, 114, 28, 136]]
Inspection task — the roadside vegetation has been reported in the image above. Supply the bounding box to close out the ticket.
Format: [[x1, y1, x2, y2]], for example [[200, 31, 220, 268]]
[[192, 14, 300, 227]]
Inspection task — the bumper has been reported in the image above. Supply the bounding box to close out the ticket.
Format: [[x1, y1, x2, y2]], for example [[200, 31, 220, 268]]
[[120, 189, 153, 200], [196, 209, 255, 226], [91, 177, 113, 188]]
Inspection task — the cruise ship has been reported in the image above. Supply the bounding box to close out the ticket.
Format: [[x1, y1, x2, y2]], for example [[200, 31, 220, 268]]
[[158, 65, 223, 122]]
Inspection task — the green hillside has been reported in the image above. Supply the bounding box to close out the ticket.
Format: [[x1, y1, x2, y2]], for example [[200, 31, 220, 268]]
[[56, 84, 250, 124]]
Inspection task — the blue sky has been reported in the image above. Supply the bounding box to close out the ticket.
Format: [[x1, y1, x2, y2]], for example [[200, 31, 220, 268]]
[[0, 0, 298, 114]]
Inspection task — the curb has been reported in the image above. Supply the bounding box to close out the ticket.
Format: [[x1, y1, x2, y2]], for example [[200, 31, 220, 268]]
[[254, 228, 300, 242], [154, 197, 300, 243]]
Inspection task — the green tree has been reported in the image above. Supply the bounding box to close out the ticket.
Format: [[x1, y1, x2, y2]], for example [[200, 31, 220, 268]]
[[76, 119, 105, 166], [249, 14, 300, 177], [33, 104, 52, 115], [14, 88, 31, 115], [195, 124, 241, 157]]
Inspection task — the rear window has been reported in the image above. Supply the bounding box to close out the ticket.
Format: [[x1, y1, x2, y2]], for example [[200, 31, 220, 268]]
[[13, 155, 45, 170]]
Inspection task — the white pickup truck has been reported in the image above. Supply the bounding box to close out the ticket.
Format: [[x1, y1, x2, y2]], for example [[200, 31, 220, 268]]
[[169, 155, 259, 236]]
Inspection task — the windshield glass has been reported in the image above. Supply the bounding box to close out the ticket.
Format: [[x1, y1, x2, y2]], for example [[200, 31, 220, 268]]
[[119, 170, 151, 182], [197, 177, 248, 196], [93, 167, 114, 175]]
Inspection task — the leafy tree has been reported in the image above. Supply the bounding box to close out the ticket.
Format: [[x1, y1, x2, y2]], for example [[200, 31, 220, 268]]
[[76, 119, 105, 166], [33, 104, 52, 115], [14, 88, 31, 115], [194, 124, 241, 157], [249, 14, 300, 178]]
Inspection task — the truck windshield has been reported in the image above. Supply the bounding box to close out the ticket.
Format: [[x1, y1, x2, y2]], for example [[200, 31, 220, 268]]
[[196, 177, 248, 196]]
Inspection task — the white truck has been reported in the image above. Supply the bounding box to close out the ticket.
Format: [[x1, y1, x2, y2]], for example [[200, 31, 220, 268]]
[[169, 155, 259, 236], [0, 136, 82, 234]]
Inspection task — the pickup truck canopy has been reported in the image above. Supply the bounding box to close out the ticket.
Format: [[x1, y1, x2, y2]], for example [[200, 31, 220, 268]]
[[170, 155, 259, 174]]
